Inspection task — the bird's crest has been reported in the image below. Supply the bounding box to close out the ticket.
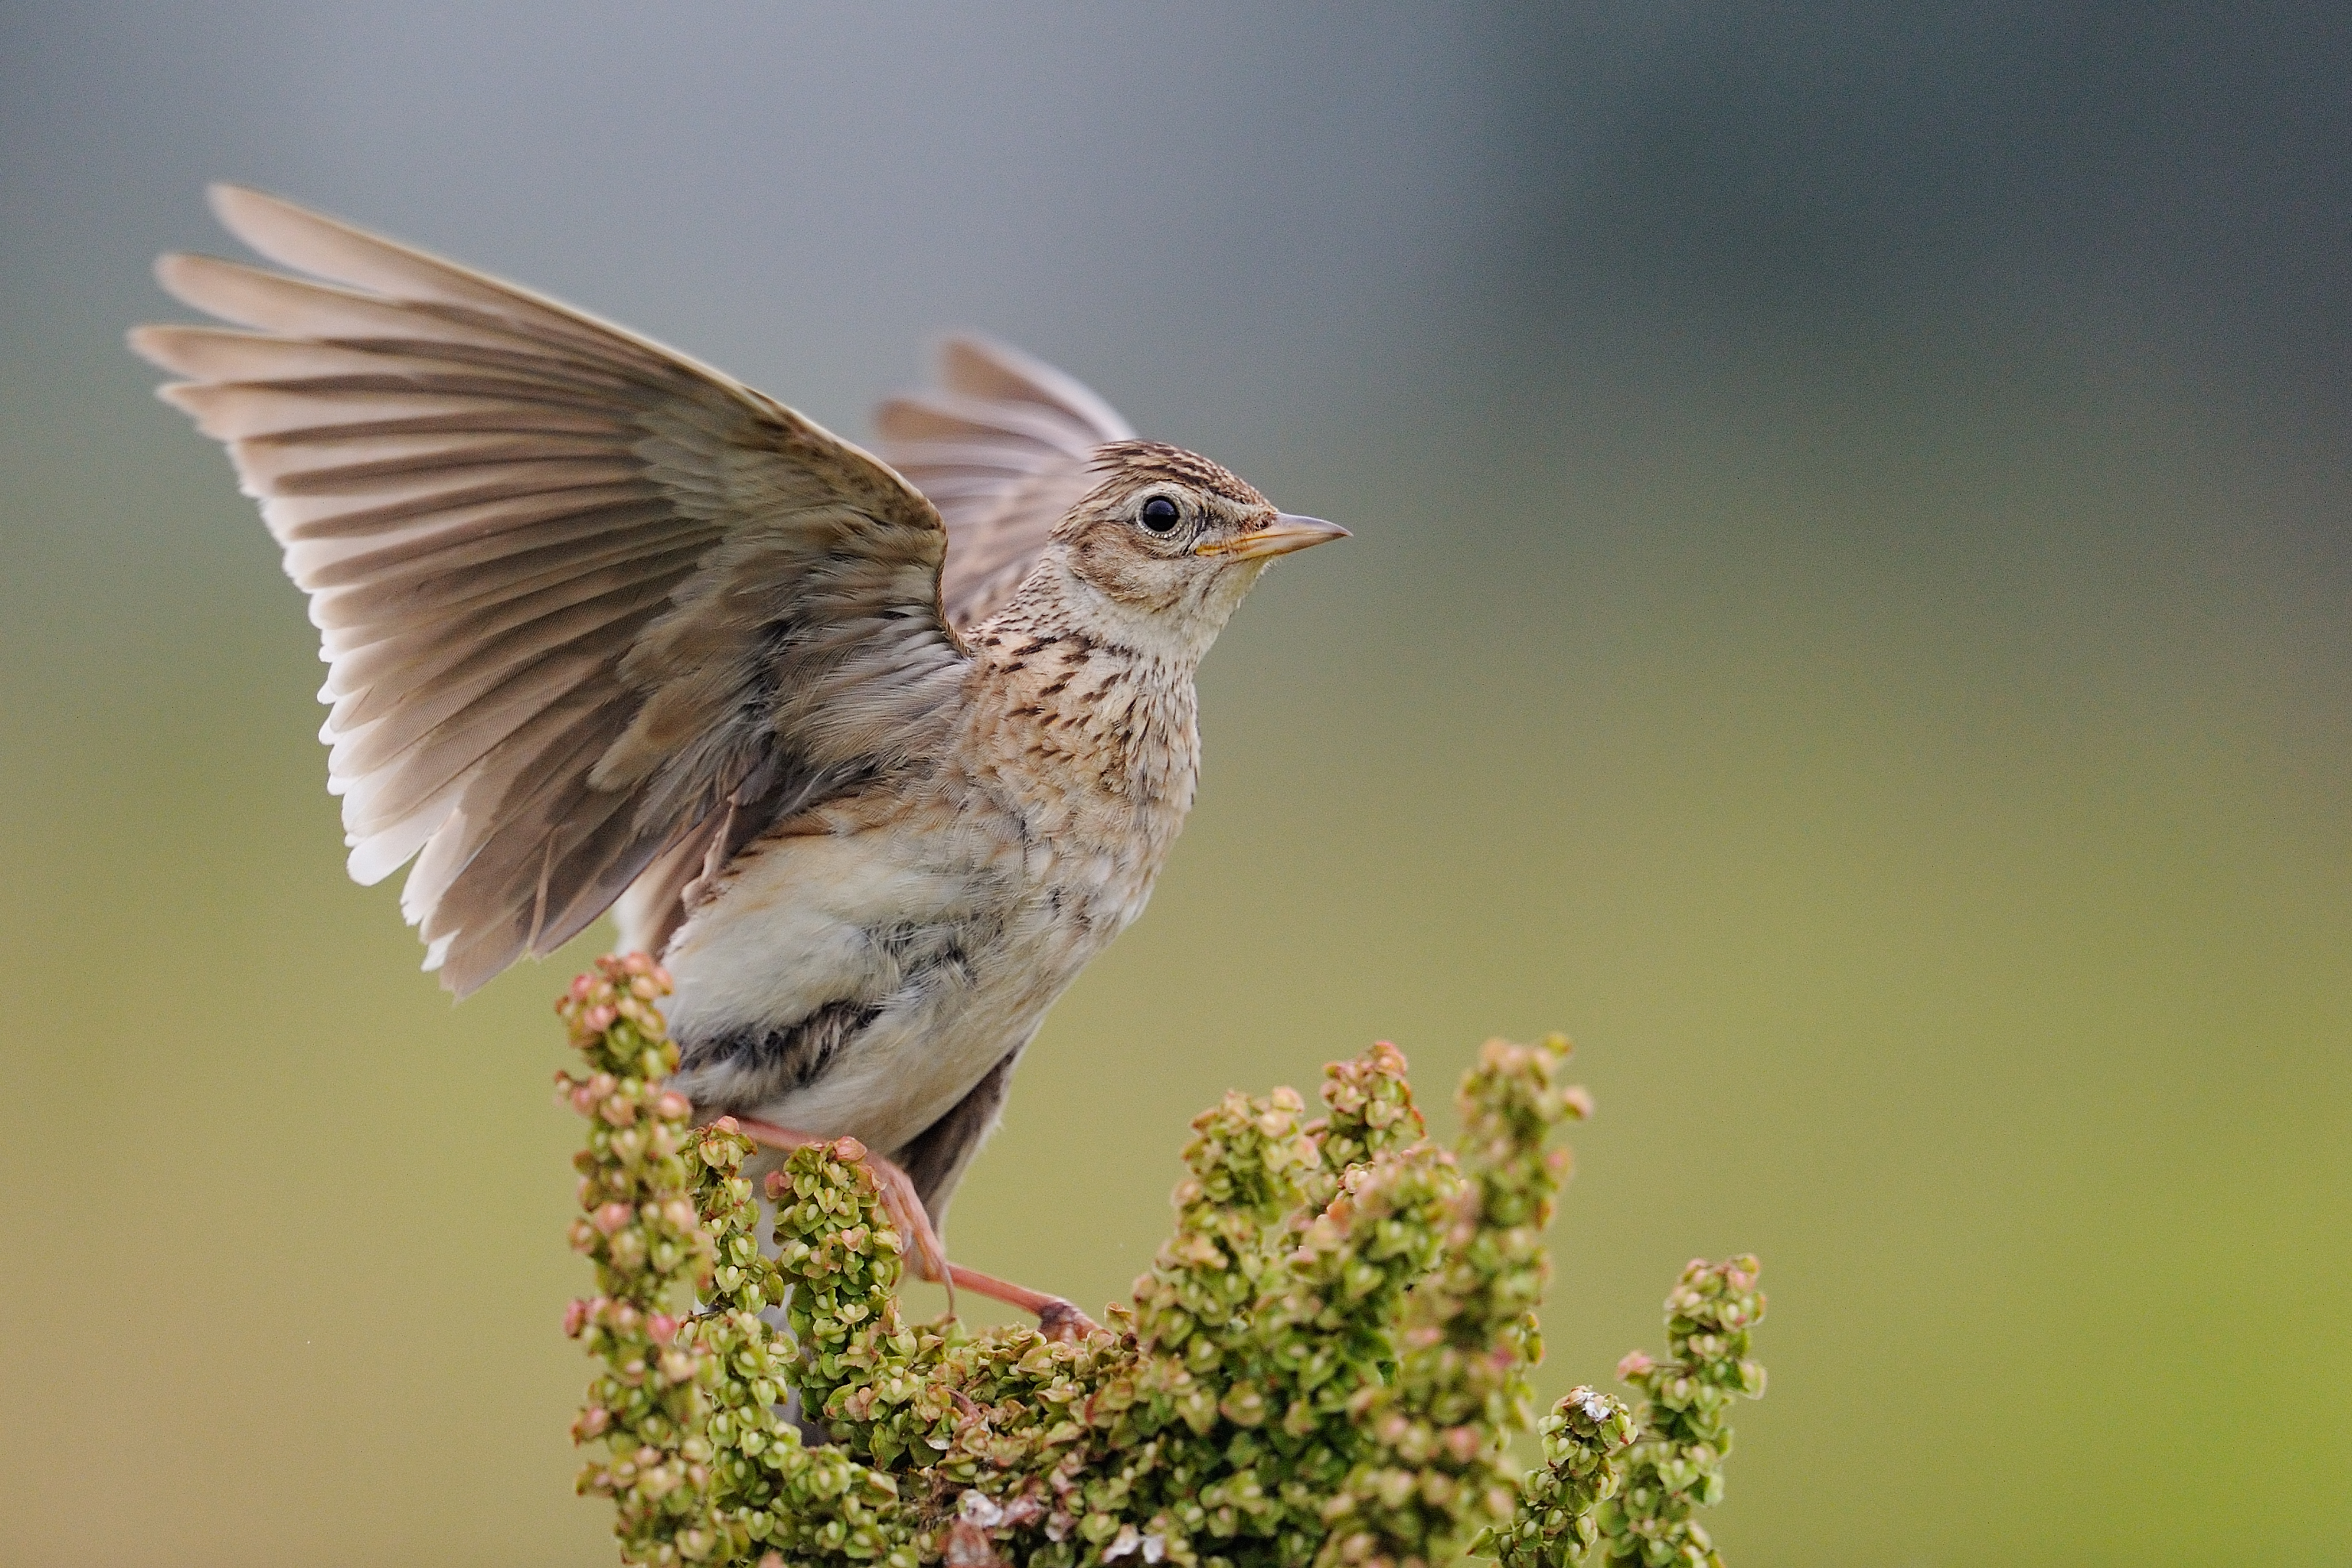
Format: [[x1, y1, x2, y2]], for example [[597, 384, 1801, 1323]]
[[1089, 439, 1270, 509]]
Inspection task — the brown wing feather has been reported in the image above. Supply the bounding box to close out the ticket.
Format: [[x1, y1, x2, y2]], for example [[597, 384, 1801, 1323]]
[[133, 185, 969, 995], [873, 334, 1136, 629]]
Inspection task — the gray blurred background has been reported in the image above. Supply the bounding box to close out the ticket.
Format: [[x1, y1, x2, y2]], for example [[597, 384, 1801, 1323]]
[[4, 4, 2347, 1564]]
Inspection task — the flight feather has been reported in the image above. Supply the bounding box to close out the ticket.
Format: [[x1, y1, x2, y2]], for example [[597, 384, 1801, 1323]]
[[132, 185, 969, 996]]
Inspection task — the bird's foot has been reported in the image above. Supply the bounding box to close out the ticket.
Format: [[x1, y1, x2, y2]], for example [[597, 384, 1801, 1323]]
[[723, 1117, 1098, 1342], [946, 1263, 1098, 1344]]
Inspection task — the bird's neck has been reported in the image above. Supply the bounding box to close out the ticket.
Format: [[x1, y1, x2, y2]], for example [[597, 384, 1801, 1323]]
[[961, 572, 1203, 826]]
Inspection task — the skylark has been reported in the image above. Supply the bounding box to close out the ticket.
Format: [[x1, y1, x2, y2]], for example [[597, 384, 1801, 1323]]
[[132, 187, 1346, 1330]]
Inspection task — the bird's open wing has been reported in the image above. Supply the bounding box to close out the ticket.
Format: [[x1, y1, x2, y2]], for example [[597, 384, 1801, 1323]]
[[872, 334, 1136, 630], [132, 185, 968, 996]]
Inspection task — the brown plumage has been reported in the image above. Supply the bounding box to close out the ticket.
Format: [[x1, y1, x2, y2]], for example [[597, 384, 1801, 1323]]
[[132, 186, 1347, 1326]]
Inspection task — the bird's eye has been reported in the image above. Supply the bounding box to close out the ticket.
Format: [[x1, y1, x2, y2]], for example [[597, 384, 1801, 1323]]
[[1138, 496, 1182, 534]]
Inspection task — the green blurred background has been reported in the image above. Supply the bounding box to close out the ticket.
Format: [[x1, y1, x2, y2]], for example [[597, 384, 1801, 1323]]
[[4, 5, 2346, 1564]]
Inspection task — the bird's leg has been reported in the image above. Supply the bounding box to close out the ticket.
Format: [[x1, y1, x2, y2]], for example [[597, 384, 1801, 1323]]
[[943, 1262, 1100, 1344], [721, 1117, 1098, 1342]]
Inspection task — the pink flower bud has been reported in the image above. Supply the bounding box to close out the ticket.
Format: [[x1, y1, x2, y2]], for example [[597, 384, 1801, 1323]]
[[1617, 1350, 1655, 1380], [647, 1313, 678, 1346], [593, 1202, 633, 1237], [654, 1090, 692, 1121], [563, 1299, 590, 1337]]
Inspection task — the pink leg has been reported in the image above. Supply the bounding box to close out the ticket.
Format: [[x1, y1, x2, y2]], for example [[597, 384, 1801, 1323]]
[[945, 1262, 1098, 1343], [723, 1116, 1098, 1342]]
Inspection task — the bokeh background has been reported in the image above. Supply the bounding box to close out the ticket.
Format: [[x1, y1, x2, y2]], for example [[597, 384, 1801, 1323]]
[[4, 4, 2347, 1564]]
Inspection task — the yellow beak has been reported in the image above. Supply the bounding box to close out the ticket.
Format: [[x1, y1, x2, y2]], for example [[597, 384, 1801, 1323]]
[[1196, 513, 1352, 561]]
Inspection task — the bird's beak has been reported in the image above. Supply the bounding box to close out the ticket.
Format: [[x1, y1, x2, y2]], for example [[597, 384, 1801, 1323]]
[[1196, 513, 1351, 562]]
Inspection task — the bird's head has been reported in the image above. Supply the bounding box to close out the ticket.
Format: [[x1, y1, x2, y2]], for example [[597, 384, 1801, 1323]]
[[1045, 439, 1348, 660]]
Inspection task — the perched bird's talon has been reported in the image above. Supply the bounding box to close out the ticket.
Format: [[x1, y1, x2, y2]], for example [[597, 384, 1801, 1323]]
[[1035, 1300, 1099, 1344]]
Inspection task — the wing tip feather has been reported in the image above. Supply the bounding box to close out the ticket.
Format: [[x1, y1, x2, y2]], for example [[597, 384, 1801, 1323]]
[[150, 250, 201, 302], [125, 322, 174, 369], [207, 181, 307, 254], [205, 180, 256, 212]]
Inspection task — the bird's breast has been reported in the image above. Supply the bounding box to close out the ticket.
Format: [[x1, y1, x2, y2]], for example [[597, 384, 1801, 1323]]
[[956, 631, 1202, 861], [657, 776, 1168, 1154]]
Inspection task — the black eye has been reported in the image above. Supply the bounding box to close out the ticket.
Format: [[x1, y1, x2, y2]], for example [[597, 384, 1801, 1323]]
[[1138, 495, 1182, 534]]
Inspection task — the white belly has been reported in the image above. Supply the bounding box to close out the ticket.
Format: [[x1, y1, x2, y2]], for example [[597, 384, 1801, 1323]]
[[655, 821, 1125, 1155]]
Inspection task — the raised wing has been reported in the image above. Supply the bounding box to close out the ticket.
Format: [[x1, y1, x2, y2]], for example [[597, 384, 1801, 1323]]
[[132, 185, 969, 996], [872, 334, 1135, 629]]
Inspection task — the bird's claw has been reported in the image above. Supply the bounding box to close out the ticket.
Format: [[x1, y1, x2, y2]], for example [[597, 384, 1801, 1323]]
[[1035, 1298, 1098, 1344]]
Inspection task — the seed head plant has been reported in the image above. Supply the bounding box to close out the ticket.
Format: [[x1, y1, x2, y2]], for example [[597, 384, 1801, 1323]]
[[554, 956, 1769, 1568]]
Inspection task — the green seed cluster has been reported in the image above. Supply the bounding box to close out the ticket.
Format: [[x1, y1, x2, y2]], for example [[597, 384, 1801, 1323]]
[[682, 1125, 922, 1568], [1471, 1387, 1638, 1568], [1313, 1036, 1590, 1568], [558, 963, 1768, 1568], [1595, 1259, 1769, 1568], [557, 954, 723, 1567]]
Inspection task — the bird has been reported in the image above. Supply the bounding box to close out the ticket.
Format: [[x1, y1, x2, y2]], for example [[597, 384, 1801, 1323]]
[[131, 185, 1347, 1333]]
